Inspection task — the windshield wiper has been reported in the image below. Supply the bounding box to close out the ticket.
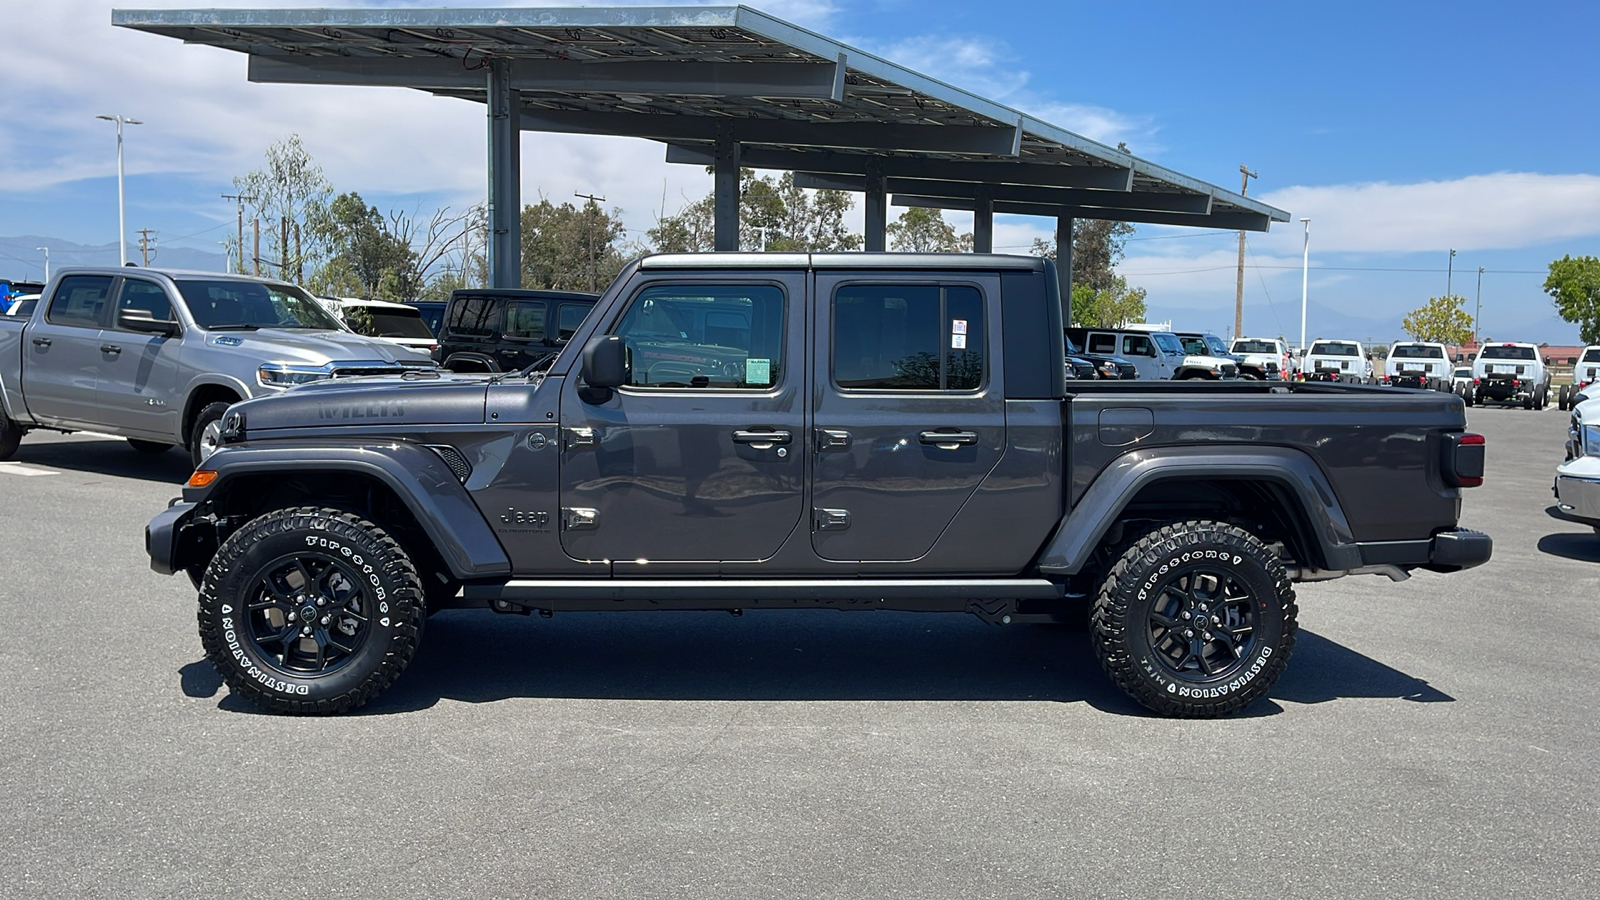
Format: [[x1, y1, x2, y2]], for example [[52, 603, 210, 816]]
[[488, 351, 560, 385], [206, 324, 261, 331]]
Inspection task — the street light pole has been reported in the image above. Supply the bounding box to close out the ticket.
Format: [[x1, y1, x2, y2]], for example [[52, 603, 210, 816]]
[[1299, 217, 1311, 352], [36, 246, 49, 281], [1475, 266, 1484, 344], [96, 114, 143, 266], [1446, 248, 1456, 298]]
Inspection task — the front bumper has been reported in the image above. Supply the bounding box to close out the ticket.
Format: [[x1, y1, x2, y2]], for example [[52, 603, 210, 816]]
[[146, 500, 198, 576], [1554, 472, 1600, 527]]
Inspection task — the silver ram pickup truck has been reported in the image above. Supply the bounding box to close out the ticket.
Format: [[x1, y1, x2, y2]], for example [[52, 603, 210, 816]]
[[0, 268, 435, 467]]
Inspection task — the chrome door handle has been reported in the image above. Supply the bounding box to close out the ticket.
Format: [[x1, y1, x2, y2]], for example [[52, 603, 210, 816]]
[[32, 337, 51, 347], [100, 344, 122, 354], [919, 430, 979, 448], [732, 429, 792, 447]]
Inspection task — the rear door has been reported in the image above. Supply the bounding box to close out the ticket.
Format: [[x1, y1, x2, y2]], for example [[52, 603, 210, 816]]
[[21, 274, 114, 428], [811, 272, 1005, 563], [98, 276, 184, 439], [558, 272, 806, 567]]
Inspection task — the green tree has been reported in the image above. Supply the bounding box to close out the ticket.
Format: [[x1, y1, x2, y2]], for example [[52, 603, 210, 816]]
[[1400, 294, 1474, 344], [308, 192, 414, 297], [887, 207, 971, 252], [1071, 277, 1148, 328], [1544, 255, 1600, 344], [522, 197, 629, 291], [648, 170, 863, 253], [234, 134, 333, 282]]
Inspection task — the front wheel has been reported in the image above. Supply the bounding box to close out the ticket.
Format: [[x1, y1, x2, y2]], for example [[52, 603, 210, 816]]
[[1091, 520, 1297, 718], [197, 506, 425, 714], [189, 401, 232, 469]]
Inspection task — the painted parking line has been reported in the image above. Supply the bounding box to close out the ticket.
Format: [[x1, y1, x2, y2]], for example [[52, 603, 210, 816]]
[[0, 462, 60, 476]]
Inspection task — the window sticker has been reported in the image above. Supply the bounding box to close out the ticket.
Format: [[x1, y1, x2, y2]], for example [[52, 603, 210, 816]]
[[952, 319, 968, 335], [951, 334, 968, 349], [746, 358, 772, 385]]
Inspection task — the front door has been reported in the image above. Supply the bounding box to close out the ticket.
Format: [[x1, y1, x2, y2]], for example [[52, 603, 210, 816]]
[[98, 276, 184, 439], [811, 274, 1006, 563], [558, 274, 806, 566], [1120, 333, 1166, 379], [21, 274, 114, 429]]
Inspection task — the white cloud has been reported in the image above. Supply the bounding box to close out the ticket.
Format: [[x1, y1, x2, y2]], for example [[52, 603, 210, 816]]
[[1255, 173, 1600, 255]]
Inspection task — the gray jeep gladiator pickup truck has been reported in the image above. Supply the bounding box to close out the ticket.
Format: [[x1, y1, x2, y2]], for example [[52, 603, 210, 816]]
[[146, 253, 1491, 718], [0, 268, 435, 467]]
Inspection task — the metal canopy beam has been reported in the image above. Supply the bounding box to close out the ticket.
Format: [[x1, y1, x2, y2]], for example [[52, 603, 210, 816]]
[[892, 195, 1273, 232], [523, 109, 1021, 155], [665, 144, 1132, 190], [249, 55, 846, 100], [792, 172, 1212, 213]]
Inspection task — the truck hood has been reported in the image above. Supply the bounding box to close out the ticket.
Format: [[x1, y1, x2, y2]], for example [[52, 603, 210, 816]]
[[205, 328, 433, 365], [230, 371, 497, 431]]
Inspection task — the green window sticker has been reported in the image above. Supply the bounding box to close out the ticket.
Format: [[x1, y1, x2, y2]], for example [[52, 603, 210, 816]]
[[746, 358, 772, 386]]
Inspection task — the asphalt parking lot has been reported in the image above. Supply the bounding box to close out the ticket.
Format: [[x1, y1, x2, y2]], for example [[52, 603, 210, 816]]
[[2, 405, 1596, 899]]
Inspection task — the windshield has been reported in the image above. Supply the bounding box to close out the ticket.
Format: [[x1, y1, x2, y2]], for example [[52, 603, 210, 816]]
[[1480, 345, 1536, 360], [1232, 340, 1280, 354], [177, 280, 345, 330], [1310, 341, 1361, 357], [1392, 344, 1445, 359], [347, 307, 435, 339], [1454, 367, 1472, 378]]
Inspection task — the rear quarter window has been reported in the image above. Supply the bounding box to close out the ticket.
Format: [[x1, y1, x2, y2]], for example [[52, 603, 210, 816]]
[[446, 295, 499, 337]]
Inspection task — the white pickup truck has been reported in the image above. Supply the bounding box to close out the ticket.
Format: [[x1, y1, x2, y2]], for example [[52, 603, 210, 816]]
[[1229, 337, 1295, 380], [1303, 339, 1373, 384], [0, 267, 435, 467], [1383, 341, 1451, 391], [1558, 345, 1600, 410], [1471, 341, 1549, 409]]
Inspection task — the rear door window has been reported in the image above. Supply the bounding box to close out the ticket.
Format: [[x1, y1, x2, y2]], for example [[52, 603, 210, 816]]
[[831, 284, 984, 391], [46, 275, 114, 328]]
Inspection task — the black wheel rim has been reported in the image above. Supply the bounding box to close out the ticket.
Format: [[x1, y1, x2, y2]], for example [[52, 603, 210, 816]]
[[243, 553, 373, 676], [1145, 566, 1258, 681]]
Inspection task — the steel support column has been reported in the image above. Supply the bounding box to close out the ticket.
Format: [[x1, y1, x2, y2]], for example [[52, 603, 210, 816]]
[[714, 121, 741, 251], [864, 158, 887, 252], [1057, 214, 1075, 328], [487, 58, 521, 288], [972, 187, 994, 253]]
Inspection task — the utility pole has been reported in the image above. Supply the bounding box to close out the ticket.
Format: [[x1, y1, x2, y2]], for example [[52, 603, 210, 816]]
[[574, 191, 605, 292], [1475, 266, 1484, 345], [136, 228, 156, 266], [221, 193, 256, 274], [1233, 164, 1257, 338], [1446, 248, 1457, 297]]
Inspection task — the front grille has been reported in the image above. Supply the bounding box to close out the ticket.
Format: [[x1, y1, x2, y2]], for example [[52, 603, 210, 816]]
[[426, 445, 472, 482]]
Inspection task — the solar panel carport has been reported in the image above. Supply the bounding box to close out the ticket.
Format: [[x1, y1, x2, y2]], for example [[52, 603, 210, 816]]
[[113, 4, 1293, 312]]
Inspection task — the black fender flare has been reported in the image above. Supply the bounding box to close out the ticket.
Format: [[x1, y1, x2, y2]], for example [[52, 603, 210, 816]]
[[181, 438, 511, 579], [1036, 445, 1360, 574]]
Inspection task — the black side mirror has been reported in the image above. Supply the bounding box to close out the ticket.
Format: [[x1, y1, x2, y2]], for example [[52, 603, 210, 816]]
[[582, 335, 628, 389], [118, 308, 179, 336]]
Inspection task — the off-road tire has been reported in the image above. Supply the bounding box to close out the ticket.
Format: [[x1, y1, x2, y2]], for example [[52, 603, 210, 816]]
[[128, 439, 171, 454], [1523, 394, 1534, 410], [0, 414, 20, 460], [197, 506, 424, 714], [189, 401, 231, 469], [1091, 519, 1297, 718], [1560, 385, 1571, 411]]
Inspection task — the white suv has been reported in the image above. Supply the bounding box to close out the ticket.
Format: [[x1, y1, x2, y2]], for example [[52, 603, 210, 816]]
[[1472, 342, 1549, 409], [1303, 339, 1373, 384], [1384, 341, 1450, 391]]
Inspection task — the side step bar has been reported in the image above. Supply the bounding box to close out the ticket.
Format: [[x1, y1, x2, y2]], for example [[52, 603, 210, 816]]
[[463, 577, 1065, 614]]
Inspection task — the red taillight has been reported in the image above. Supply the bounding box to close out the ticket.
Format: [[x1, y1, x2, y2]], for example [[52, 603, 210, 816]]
[[1472, 378, 1479, 385], [1451, 433, 1486, 488]]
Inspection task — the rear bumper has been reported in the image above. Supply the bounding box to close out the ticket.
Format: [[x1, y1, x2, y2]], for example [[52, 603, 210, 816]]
[[1356, 528, 1493, 573]]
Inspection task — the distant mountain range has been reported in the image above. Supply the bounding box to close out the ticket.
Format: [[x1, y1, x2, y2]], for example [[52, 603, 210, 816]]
[[1, 235, 228, 281]]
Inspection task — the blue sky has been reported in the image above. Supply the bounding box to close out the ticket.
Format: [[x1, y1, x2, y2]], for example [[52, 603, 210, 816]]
[[4, 0, 1598, 344]]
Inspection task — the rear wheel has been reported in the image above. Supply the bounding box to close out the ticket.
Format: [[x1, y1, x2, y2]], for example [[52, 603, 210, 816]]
[[1090, 520, 1297, 718], [128, 439, 171, 454], [0, 414, 21, 460], [1523, 394, 1534, 410], [1560, 385, 1572, 410], [197, 506, 424, 714]]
